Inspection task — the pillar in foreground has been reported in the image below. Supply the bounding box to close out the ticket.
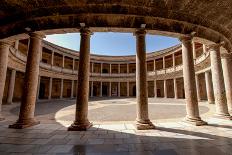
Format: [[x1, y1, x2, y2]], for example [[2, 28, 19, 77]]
[[0, 41, 11, 121], [135, 29, 155, 130], [205, 71, 215, 104], [221, 53, 232, 113], [9, 32, 45, 128], [68, 28, 92, 131], [7, 69, 16, 104], [180, 35, 207, 125], [210, 44, 231, 119]]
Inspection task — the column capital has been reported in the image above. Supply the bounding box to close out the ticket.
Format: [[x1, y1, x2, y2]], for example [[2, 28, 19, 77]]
[[80, 28, 93, 36], [29, 32, 46, 40], [208, 42, 224, 51], [221, 53, 232, 59], [179, 35, 193, 43], [134, 29, 146, 36]]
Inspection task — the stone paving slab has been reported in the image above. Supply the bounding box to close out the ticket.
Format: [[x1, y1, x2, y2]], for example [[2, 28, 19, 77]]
[[0, 98, 231, 154]]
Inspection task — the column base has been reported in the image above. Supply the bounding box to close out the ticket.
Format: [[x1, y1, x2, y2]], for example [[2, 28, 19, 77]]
[[183, 116, 208, 126], [135, 119, 155, 130], [9, 118, 40, 129], [68, 121, 93, 131], [208, 101, 215, 104], [214, 114, 232, 120]]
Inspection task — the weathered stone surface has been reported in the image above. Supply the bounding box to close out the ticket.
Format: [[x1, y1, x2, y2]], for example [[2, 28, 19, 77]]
[[0, 1, 232, 51]]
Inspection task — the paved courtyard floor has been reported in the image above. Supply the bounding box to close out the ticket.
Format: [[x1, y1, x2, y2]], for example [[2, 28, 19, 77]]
[[0, 98, 231, 155]]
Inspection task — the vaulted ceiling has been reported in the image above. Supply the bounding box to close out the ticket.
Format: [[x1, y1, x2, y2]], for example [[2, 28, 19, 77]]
[[1, 0, 232, 51]]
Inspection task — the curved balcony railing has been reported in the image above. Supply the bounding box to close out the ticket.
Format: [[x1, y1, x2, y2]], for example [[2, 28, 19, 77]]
[[9, 46, 210, 79]]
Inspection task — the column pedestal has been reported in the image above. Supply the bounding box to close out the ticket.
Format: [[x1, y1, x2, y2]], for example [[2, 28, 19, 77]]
[[9, 32, 45, 128], [180, 35, 207, 126], [210, 45, 232, 120], [68, 28, 92, 131], [135, 29, 155, 130]]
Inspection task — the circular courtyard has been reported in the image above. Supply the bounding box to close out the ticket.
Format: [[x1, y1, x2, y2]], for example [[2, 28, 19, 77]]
[[7, 98, 212, 125]]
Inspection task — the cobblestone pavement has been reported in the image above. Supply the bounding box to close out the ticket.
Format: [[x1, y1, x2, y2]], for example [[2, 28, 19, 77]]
[[0, 98, 231, 155]]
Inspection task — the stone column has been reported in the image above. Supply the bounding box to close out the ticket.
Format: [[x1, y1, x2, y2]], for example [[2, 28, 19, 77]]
[[100, 82, 102, 97], [37, 76, 41, 100], [154, 80, 157, 98], [72, 59, 75, 71], [68, 28, 92, 131], [174, 78, 178, 99], [172, 53, 175, 67], [48, 77, 52, 100], [9, 32, 45, 128], [135, 29, 155, 129], [14, 40, 19, 50], [127, 82, 130, 97], [127, 64, 129, 74], [51, 51, 54, 66], [180, 35, 207, 125], [118, 82, 120, 97], [210, 44, 231, 119], [62, 55, 65, 68], [164, 80, 167, 98], [60, 79, 63, 99], [192, 41, 196, 60], [91, 81, 93, 97], [153, 59, 156, 71], [91, 63, 94, 73], [205, 71, 214, 104], [221, 53, 232, 113], [109, 82, 111, 97], [110, 64, 112, 74], [100, 63, 103, 74], [71, 80, 74, 98], [118, 64, 120, 73], [0, 41, 10, 121], [163, 57, 165, 69], [7, 69, 16, 104], [195, 74, 201, 101]]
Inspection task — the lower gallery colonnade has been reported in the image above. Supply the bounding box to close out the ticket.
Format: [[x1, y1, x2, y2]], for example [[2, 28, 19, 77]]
[[0, 28, 231, 130]]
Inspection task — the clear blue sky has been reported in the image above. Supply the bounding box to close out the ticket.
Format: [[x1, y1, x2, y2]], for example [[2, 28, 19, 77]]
[[45, 32, 180, 56]]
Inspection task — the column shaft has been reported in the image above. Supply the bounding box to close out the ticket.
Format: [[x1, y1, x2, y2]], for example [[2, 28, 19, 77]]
[[195, 74, 201, 101], [210, 45, 231, 119], [109, 82, 111, 97], [118, 82, 120, 97], [100, 82, 102, 97], [135, 29, 155, 129], [174, 78, 178, 99], [60, 79, 63, 99], [205, 71, 214, 104], [68, 28, 92, 131], [71, 80, 74, 98], [91, 81, 93, 97], [164, 80, 167, 98], [180, 36, 206, 125], [127, 82, 130, 97], [48, 77, 52, 100], [7, 69, 16, 104], [154, 80, 157, 98], [221, 54, 232, 113], [0, 41, 10, 120], [9, 32, 44, 128]]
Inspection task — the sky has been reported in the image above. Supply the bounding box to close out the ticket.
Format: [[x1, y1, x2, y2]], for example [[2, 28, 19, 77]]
[[45, 32, 180, 56]]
